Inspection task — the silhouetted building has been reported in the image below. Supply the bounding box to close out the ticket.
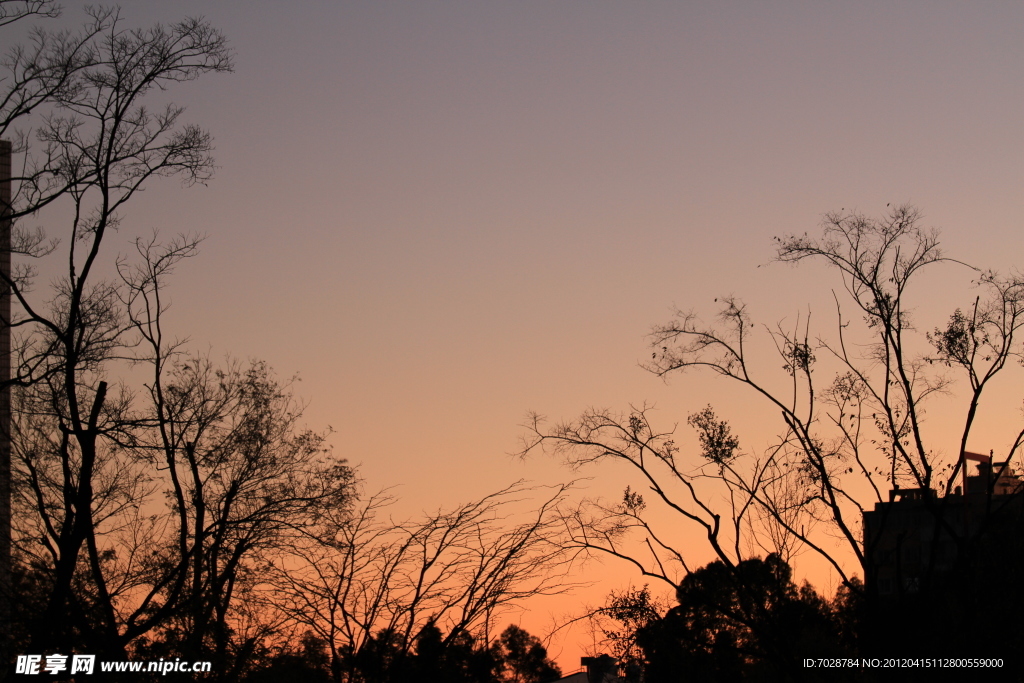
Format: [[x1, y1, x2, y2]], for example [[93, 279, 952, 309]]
[[551, 656, 623, 683], [863, 453, 1024, 598], [861, 452, 1024, 659]]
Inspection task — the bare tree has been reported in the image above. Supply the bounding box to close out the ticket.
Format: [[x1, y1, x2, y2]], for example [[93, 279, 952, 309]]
[[0, 4, 232, 660], [520, 206, 1024, 596], [14, 243, 354, 676], [118, 234, 355, 675], [0, 1, 59, 29], [269, 482, 575, 683], [135, 355, 354, 678], [1, 9, 101, 148]]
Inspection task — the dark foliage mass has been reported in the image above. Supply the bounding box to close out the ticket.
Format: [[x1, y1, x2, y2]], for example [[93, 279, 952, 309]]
[[593, 554, 1024, 682], [594, 555, 860, 683], [240, 624, 559, 683]]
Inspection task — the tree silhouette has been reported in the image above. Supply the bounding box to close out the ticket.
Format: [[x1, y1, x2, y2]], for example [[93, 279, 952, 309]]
[[591, 557, 856, 682], [521, 206, 1024, 666], [492, 624, 560, 683], [269, 482, 572, 682], [649, 555, 850, 681]]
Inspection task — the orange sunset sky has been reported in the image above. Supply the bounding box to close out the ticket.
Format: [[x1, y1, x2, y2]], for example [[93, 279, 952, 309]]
[[8, 0, 1024, 670]]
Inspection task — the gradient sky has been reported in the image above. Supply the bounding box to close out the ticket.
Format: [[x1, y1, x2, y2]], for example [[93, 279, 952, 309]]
[[9, 0, 1024, 668]]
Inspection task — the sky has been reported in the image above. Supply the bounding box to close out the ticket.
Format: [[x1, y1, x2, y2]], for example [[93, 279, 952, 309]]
[[8, 0, 1024, 670]]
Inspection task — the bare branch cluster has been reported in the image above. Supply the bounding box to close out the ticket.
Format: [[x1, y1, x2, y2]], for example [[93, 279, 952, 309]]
[[266, 482, 576, 680], [0, 1, 59, 29]]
